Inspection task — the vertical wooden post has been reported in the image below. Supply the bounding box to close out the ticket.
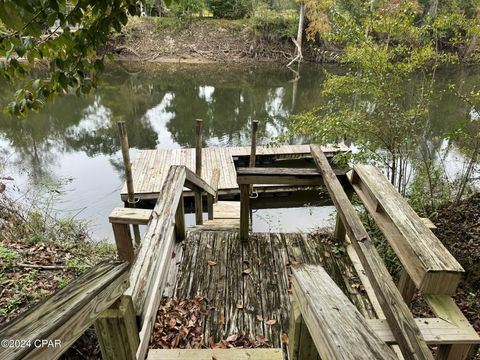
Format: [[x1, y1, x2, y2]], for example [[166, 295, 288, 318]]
[[195, 119, 203, 225], [288, 296, 302, 360], [436, 344, 478, 360], [117, 121, 141, 246], [240, 184, 250, 241], [95, 295, 139, 360], [207, 168, 220, 220], [175, 194, 186, 241], [289, 296, 317, 360], [333, 186, 353, 242], [249, 120, 258, 195], [112, 223, 134, 263], [398, 269, 416, 305]]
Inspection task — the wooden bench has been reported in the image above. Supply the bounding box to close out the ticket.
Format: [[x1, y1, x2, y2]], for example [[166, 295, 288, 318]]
[[350, 165, 464, 295], [289, 264, 397, 360]]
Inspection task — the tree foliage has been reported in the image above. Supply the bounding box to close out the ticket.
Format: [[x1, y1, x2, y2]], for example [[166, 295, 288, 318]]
[[0, 0, 139, 116], [206, 0, 251, 19]]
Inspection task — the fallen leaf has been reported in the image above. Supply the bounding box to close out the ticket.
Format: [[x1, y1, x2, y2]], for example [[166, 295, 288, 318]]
[[256, 314, 263, 321], [236, 303, 243, 309], [266, 319, 277, 326], [324, 251, 331, 258], [226, 334, 238, 342], [218, 313, 225, 325], [281, 333, 289, 345], [242, 268, 252, 275], [208, 260, 217, 266]]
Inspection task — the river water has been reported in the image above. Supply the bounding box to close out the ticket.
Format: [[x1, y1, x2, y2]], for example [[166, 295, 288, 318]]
[[0, 63, 478, 241]]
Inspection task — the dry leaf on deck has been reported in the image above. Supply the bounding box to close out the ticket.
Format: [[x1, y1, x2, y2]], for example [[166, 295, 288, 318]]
[[207, 260, 217, 266], [266, 319, 277, 326]]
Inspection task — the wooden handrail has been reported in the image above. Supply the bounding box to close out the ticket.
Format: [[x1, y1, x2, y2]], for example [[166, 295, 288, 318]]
[[349, 165, 463, 296], [237, 167, 349, 240], [184, 167, 216, 196], [0, 261, 129, 360], [310, 144, 434, 360], [290, 264, 397, 360]]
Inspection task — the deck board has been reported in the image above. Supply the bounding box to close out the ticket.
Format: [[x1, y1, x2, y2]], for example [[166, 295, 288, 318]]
[[121, 145, 347, 201], [161, 230, 373, 350]]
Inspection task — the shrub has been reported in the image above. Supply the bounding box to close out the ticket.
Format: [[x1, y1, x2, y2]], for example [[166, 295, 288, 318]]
[[207, 0, 251, 19], [249, 5, 298, 40]]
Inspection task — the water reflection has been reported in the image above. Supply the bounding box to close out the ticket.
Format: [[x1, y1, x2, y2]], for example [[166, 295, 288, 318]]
[[0, 63, 478, 239]]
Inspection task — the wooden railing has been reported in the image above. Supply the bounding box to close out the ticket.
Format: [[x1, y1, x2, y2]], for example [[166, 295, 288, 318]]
[[0, 165, 218, 360], [286, 145, 480, 360], [0, 261, 129, 360], [237, 166, 348, 240]]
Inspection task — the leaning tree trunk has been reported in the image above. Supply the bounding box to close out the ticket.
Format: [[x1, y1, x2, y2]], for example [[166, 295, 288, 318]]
[[287, 2, 305, 67]]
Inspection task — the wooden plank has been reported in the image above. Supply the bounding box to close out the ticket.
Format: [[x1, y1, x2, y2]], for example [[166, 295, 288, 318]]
[[240, 184, 250, 241], [184, 167, 216, 196], [291, 264, 397, 360], [147, 348, 283, 360], [0, 261, 129, 360], [352, 165, 463, 295], [112, 223, 135, 263], [188, 219, 240, 231], [237, 167, 346, 185], [425, 295, 480, 360], [398, 269, 417, 304], [136, 228, 176, 360], [109, 207, 152, 225], [310, 144, 434, 360], [213, 201, 240, 219], [366, 318, 480, 345], [174, 194, 186, 241], [95, 295, 139, 360], [125, 165, 186, 319]]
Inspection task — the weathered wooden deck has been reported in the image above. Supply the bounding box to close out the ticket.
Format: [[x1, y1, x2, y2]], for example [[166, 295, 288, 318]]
[[160, 230, 374, 351], [120, 145, 347, 201]]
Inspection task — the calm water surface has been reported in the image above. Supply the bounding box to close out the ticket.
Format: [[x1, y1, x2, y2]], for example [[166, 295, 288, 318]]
[[0, 63, 478, 240]]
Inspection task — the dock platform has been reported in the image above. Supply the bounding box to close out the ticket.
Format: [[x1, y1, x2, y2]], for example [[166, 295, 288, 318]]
[[120, 144, 347, 201]]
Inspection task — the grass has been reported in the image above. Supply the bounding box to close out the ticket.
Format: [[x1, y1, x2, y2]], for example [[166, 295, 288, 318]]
[[0, 191, 116, 325]]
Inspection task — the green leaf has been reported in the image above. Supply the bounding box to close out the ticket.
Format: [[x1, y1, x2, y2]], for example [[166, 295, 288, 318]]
[[0, 3, 23, 31]]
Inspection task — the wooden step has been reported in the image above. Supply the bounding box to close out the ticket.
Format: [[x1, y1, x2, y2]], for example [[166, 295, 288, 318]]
[[213, 201, 240, 219], [188, 218, 240, 231], [147, 348, 283, 360]]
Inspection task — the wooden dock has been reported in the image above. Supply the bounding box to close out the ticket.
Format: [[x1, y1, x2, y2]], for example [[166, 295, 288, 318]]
[[120, 144, 347, 201], [4, 145, 479, 360]]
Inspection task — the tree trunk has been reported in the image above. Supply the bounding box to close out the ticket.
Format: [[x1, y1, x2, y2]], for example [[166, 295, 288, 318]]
[[156, 0, 163, 17], [428, 0, 439, 18], [296, 2, 305, 56]]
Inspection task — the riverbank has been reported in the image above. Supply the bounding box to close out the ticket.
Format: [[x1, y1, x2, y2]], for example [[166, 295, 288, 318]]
[[108, 17, 332, 64]]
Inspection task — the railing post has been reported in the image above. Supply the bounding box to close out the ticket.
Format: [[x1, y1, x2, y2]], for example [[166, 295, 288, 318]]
[[195, 119, 203, 225], [333, 186, 353, 242], [95, 295, 139, 360], [249, 119, 258, 194], [207, 168, 220, 220], [240, 184, 250, 241], [117, 121, 141, 246], [112, 223, 135, 263], [175, 194, 186, 241], [289, 296, 317, 360], [397, 269, 416, 304]]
